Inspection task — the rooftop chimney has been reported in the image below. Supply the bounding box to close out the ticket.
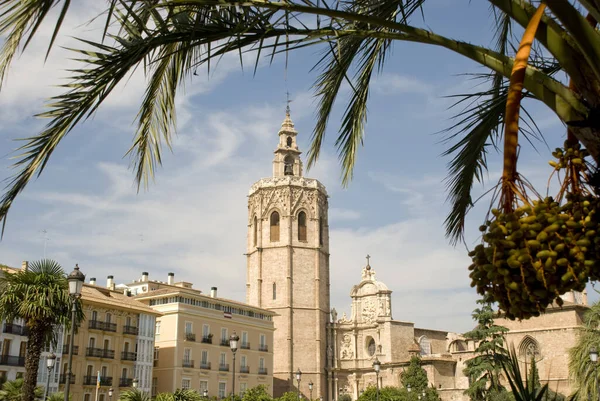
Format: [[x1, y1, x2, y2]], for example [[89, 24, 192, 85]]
[[21, 261, 28, 271], [210, 287, 217, 298], [107, 275, 115, 291], [142, 272, 149, 282], [167, 272, 174, 285], [90, 278, 96, 285]]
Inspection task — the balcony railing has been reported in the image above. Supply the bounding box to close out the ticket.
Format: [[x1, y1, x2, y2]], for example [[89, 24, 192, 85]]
[[123, 326, 139, 335], [119, 378, 133, 387], [121, 352, 137, 361], [2, 323, 28, 336], [59, 374, 76, 384], [199, 362, 211, 370], [201, 336, 212, 344], [219, 364, 229, 372], [185, 333, 196, 342], [61, 345, 79, 355], [86, 347, 115, 359], [83, 376, 112, 386], [258, 368, 268, 375], [0, 355, 25, 367], [88, 320, 117, 333], [183, 360, 194, 368], [258, 344, 268, 352], [241, 342, 250, 350], [220, 339, 230, 347], [240, 366, 250, 374]]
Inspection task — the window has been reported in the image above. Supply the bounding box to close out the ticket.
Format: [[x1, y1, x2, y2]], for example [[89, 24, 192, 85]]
[[121, 368, 128, 379], [419, 336, 431, 356], [101, 366, 108, 377], [184, 348, 191, 363], [84, 394, 91, 401], [272, 282, 276, 301], [367, 337, 376, 356], [18, 342, 26, 358], [319, 218, 324, 245], [259, 357, 265, 369], [253, 216, 258, 247], [242, 332, 248, 347], [203, 324, 210, 338], [259, 334, 266, 347], [219, 382, 227, 399], [220, 352, 226, 365], [155, 321, 161, 342], [103, 339, 110, 351], [123, 342, 130, 353], [201, 350, 208, 364], [200, 381, 208, 395], [99, 395, 105, 401], [91, 311, 98, 321], [240, 355, 247, 368], [221, 328, 228, 343], [126, 316, 132, 327], [286, 136, 292, 147], [298, 211, 307, 241], [185, 322, 193, 334], [154, 347, 159, 361], [89, 338, 96, 348], [182, 379, 191, 390], [519, 336, 541, 361], [152, 378, 158, 397], [240, 383, 247, 397], [284, 155, 294, 176], [270, 212, 280, 242], [105, 313, 112, 323]]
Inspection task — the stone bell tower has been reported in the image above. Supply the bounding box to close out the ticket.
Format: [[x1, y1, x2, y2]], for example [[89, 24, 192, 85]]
[[246, 107, 331, 399]]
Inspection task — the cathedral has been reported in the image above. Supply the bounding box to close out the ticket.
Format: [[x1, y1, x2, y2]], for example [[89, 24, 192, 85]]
[[245, 110, 588, 401]]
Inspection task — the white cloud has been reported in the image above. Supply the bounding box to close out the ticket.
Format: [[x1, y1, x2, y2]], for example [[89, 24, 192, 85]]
[[329, 208, 361, 221]]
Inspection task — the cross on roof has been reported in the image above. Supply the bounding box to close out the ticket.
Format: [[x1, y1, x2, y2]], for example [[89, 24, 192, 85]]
[[286, 91, 293, 114], [366, 254, 371, 265]]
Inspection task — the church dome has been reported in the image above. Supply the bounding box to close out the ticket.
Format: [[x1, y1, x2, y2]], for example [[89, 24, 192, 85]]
[[350, 256, 390, 298]]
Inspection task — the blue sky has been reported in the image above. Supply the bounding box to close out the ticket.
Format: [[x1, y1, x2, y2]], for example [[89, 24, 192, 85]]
[[0, 0, 594, 333]]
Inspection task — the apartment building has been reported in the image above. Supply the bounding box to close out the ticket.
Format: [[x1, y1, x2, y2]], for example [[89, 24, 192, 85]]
[[130, 273, 275, 398], [55, 278, 160, 401]]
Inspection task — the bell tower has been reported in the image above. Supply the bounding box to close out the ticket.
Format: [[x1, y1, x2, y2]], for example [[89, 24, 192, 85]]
[[246, 109, 331, 399]]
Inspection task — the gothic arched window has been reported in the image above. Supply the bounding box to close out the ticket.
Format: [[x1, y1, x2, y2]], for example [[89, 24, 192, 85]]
[[419, 336, 431, 356], [286, 136, 293, 147], [253, 216, 258, 247], [519, 336, 541, 361], [284, 155, 294, 176], [298, 211, 307, 241], [270, 211, 280, 242]]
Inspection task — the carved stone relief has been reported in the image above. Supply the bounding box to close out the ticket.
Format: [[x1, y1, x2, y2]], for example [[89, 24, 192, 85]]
[[340, 334, 354, 360], [362, 298, 377, 324]]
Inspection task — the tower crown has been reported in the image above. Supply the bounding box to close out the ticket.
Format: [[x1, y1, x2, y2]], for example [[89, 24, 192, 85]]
[[273, 108, 303, 177]]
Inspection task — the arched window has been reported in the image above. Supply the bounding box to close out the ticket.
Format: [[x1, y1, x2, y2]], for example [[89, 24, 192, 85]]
[[519, 336, 540, 361], [253, 216, 258, 246], [419, 336, 431, 356], [284, 155, 294, 176], [270, 212, 280, 242], [105, 313, 111, 323], [273, 282, 276, 300], [286, 136, 293, 147], [319, 218, 324, 246], [91, 311, 97, 321], [298, 211, 307, 241]]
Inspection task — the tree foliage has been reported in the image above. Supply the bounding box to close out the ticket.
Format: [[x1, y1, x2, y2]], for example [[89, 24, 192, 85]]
[[463, 298, 509, 401], [243, 385, 272, 401], [119, 389, 152, 401], [400, 357, 429, 392], [569, 300, 600, 401], [0, 380, 42, 401]]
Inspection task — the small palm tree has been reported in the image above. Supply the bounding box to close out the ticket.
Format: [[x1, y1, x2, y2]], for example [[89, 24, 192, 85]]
[[47, 392, 70, 401], [0, 260, 84, 401], [118, 389, 151, 401], [0, 379, 42, 401], [154, 390, 202, 401], [568, 301, 600, 400]]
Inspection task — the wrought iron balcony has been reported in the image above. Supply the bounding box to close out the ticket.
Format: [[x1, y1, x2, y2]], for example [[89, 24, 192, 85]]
[[121, 352, 137, 361], [0, 355, 25, 366], [83, 376, 112, 386], [219, 364, 229, 372], [199, 362, 211, 370], [258, 344, 268, 352], [123, 326, 139, 335], [220, 339, 230, 347], [86, 347, 115, 359], [182, 360, 194, 368], [258, 368, 268, 375], [240, 366, 250, 374], [59, 374, 76, 384], [185, 333, 196, 342], [119, 378, 133, 387], [201, 336, 212, 344], [241, 342, 250, 350], [2, 323, 28, 336], [88, 320, 117, 332], [61, 345, 79, 355]]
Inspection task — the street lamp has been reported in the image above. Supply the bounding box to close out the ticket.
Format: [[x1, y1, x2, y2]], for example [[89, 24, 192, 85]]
[[64, 264, 85, 401], [108, 388, 114, 401], [407, 384, 411, 393], [203, 389, 209, 399], [591, 347, 599, 401], [230, 331, 240, 398], [308, 381, 313, 401], [422, 391, 426, 401], [44, 353, 56, 400], [132, 378, 139, 389], [296, 369, 302, 401], [373, 358, 381, 401]]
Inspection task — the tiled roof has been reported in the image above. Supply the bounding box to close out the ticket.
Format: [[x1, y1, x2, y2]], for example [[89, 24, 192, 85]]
[[83, 284, 160, 315]]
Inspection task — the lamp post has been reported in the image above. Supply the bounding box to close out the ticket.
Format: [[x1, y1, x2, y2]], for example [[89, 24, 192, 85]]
[[407, 385, 411, 393], [591, 347, 599, 401], [44, 353, 56, 400], [373, 358, 381, 401], [64, 264, 85, 401], [296, 369, 302, 401], [308, 381, 313, 401], [230, 331, 240, 399], [203, 389, 209, 399], [422, 391, 426, 401], [108, 388, 114, 401], [132, 378, 139, 389]]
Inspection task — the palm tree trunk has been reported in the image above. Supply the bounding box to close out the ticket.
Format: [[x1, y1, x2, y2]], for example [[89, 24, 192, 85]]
[[22, 325, 44, 401]]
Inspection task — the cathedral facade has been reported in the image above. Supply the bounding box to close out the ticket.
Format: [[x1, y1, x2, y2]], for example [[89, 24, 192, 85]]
[[246, 110, 587, 401]]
